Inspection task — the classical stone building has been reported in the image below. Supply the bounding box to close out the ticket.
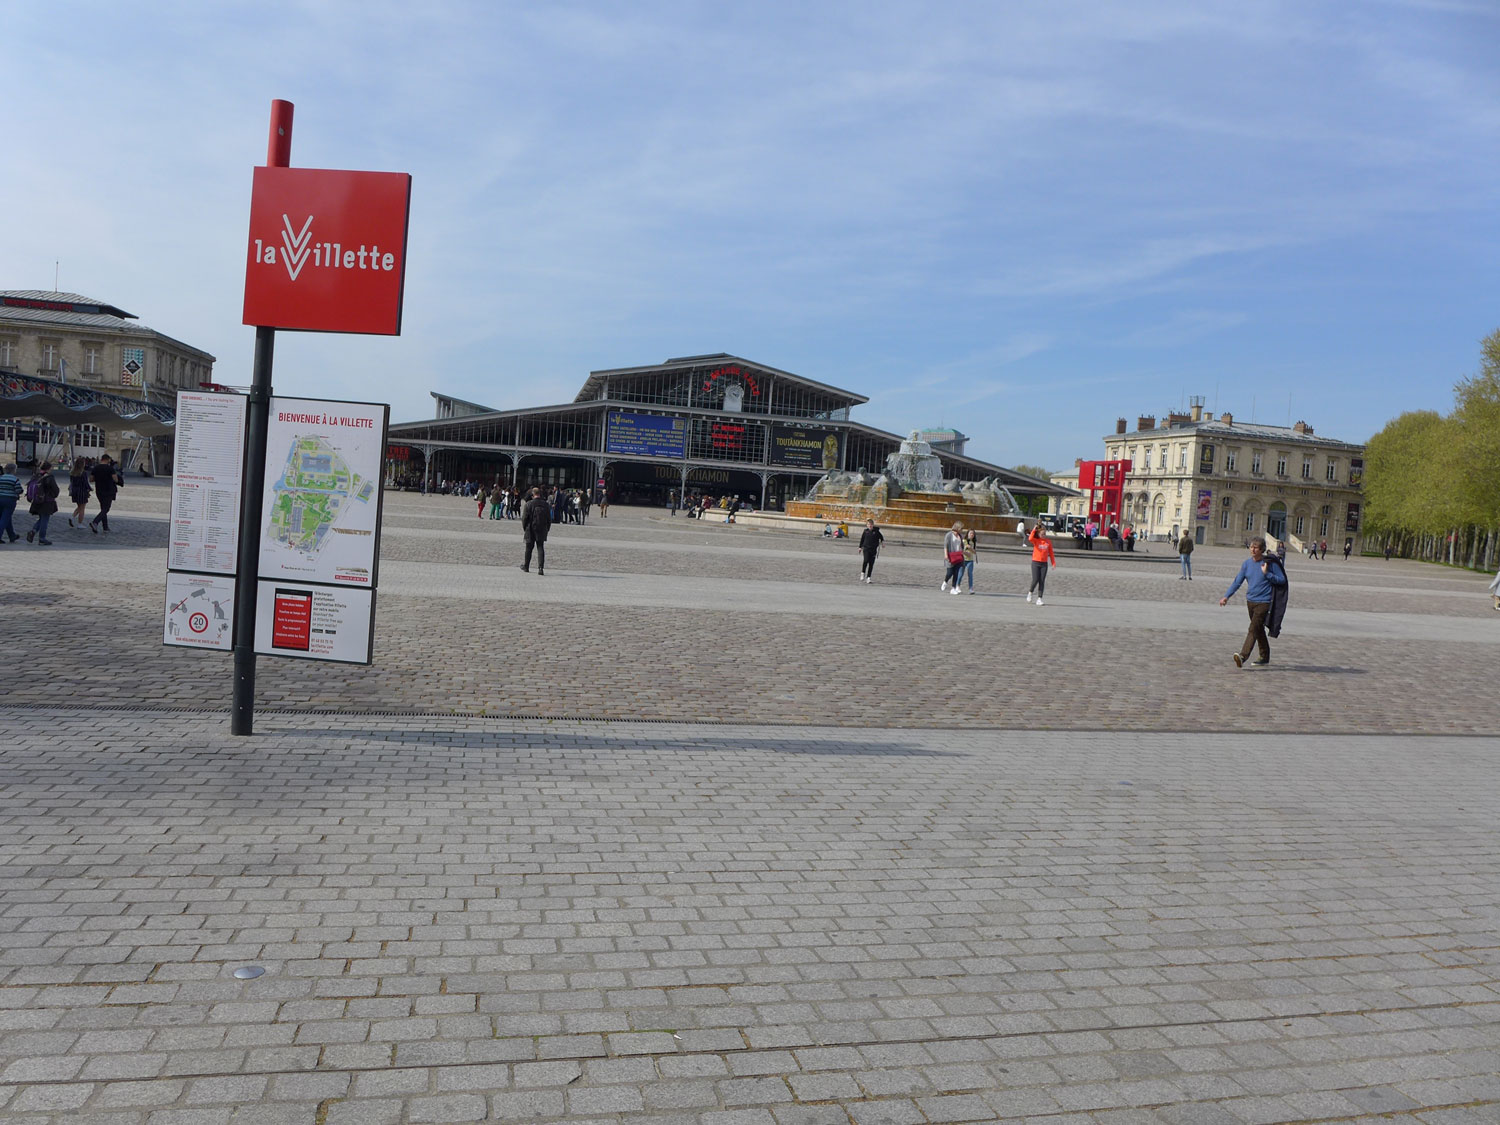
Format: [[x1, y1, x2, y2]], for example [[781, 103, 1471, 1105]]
[[0, 291, 215, 468], [1052, 399, 1366, 550]]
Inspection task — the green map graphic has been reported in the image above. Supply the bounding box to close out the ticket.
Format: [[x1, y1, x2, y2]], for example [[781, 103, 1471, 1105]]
[[265, 436, 374, 556]]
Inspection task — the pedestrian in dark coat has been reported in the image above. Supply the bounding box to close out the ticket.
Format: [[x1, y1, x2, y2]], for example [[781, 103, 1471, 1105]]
[[89, 454, 122, 533], [26, 461, 60, 545], [521, 488, 551, 574]]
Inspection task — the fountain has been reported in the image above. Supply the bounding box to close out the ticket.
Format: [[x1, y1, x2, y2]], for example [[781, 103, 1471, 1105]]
[[783, 431, 1024, 532]]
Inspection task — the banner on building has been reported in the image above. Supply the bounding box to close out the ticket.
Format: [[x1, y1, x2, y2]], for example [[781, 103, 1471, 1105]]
[[121, 347, 145, 388], [1346, 503, 1361, 532], [1196, 489, 1212, 521], [606, 411, 687, 458], [769, 425, 841, 470], [1348, 458, 1363, 487]]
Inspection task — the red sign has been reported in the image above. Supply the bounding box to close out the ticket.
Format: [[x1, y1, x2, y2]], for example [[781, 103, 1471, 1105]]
[[270, 589, 313, 651], [243, 166, 411, 335]]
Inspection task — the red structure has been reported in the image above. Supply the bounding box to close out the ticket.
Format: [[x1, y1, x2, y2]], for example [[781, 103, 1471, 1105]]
[[1077, 459, 1132, 529]]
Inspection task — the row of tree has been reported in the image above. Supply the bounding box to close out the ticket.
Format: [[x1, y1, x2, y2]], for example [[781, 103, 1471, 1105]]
[[1364, 329, 1500, 571]]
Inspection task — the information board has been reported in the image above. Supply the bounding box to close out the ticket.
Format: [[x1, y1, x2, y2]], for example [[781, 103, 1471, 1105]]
[[163, 572, 237, 651], [606, 411, 687, 458], [253, 581, 375, 664], [258, 396, 389, 587], [769, 425, 841, 470], [169, 391, 247, 575]]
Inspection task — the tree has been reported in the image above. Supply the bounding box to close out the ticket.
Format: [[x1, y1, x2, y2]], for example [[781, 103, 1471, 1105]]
[[1008, 464, 1054, 516]]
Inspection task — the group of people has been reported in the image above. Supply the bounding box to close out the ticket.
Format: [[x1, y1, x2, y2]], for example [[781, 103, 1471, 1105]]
[[851, 517, 1058, 603], [674, 492, 747, 521], [478, 485, 603, 523], [0, 456, 122, 547], [1074, 521, 1136, 551]]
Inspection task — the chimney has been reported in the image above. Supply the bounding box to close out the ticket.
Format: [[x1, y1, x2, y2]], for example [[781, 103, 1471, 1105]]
[[1137, 415, 1155, 431], [1166, 411, 1190, 428], [1204, 412, 1214, 421], [1190, 394, 1205, 422], [1220, 412, 1233, 426], [1293, 420, 1313, 435], [1116, 418, 1128, 434]]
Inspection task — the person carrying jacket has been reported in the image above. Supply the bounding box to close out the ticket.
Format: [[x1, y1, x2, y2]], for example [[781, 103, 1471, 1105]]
[[521, 487, 551, 574], [1220, 536, 1288, 667], [1026, 522, 1056, 605]]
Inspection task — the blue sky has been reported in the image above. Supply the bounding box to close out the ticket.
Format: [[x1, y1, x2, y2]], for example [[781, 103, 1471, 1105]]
[[5, 1, 1497, 472]]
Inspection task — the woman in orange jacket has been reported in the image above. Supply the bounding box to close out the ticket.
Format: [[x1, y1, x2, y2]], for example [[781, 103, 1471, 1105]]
[[1026, 521, 1056, 605]]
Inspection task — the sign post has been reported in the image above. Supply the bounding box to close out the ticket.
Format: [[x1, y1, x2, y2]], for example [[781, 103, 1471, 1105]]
[[220, 99, 410, 735], [231, 100, 294, 736]]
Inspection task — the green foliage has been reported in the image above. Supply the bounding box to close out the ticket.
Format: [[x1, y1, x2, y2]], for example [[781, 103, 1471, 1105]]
[[1008, 464, 1055, 515], [1365, 329, 1500, 569]]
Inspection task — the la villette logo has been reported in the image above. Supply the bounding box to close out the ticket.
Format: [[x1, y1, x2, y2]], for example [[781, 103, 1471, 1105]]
[[252, 213, 400, 282]]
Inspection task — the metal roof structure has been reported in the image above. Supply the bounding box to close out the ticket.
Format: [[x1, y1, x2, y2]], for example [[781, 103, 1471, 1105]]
[[0, 291, 214, 358], [574, 353, 868, 408], [0, 372, 176, 437]]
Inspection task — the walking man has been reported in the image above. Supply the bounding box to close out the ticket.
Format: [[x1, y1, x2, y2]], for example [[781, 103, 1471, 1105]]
[[1220, 536, 1287, 667], [857, 518, 883, 583], [521, 487, 551, 575], [88, 454, 122, 534]]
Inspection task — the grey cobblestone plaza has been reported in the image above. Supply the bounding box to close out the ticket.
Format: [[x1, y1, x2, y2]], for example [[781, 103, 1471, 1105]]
[[1, 484, 1497, 1123]]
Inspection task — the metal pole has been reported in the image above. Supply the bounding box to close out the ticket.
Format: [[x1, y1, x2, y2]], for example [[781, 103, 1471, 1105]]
[[230, 98, 294, 737]]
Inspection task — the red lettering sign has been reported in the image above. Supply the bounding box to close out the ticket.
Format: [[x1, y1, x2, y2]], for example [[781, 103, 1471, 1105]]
[[243, 166, 411, 335]]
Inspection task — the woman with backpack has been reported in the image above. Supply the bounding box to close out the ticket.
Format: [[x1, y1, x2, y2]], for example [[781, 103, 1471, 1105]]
[[68, 457, 92, 528], [25, 461, 60, 545]]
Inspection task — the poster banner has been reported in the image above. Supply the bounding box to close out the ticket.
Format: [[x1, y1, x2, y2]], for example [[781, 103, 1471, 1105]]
[[1348, 458, 1363, 487], [1196, 489, 1212, 521], [258, 396, 389, 587], [769, 425, 841, 470], [1346, 503, 1361, 532], [164, 572, 237, 651], [606, 411, 686, 458], [169, 391, 247, 575], [253, 582, 375, 664], [121, 347, 146, 388]]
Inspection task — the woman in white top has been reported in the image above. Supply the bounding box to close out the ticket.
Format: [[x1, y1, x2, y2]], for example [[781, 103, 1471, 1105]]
[[940, 521, 966, 595]]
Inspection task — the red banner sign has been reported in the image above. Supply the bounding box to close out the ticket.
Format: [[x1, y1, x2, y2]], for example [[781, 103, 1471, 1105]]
[[243, 166, 411, 335]]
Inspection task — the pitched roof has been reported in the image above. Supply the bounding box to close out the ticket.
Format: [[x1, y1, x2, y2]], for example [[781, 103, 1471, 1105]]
[[1110, 417, 1364, 451], [0, 291, 214, 359], [575, 354, 868, 406]]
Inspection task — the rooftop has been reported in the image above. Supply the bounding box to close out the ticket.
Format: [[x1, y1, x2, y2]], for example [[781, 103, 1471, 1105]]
[[0, 290, 214, 358], [1111, 416, 1364, 451]]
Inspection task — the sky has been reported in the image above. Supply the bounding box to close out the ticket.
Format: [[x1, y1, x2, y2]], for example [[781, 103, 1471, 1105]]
[[5, 0, 1498, 473]]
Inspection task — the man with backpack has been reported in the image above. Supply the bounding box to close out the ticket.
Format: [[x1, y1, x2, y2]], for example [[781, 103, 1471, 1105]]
[[24, 461, 60, 545], [520, 487, 551, 575]]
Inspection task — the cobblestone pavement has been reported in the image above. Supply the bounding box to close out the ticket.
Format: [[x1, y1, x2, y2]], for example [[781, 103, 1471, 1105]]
[[1, 714, 1497, 1124], [1, 487, 1496, 732], [2, 486, 1498, 1122]]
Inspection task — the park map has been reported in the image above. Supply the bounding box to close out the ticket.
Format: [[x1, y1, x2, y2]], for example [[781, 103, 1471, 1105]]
[[265, 436, 376, 557]]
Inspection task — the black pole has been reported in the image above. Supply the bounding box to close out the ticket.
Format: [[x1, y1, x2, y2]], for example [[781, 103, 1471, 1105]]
[[230, 326, 275, 735]]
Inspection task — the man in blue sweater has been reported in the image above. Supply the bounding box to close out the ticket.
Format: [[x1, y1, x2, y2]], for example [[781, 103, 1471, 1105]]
[[1219, 537, 1287, 667]]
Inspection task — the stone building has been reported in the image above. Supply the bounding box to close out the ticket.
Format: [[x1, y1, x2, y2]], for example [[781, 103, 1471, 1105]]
[[1051, 399, 1366, 549], [0, 291, 215, 469]]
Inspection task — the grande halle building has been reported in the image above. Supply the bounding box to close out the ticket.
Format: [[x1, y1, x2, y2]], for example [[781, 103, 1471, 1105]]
[[386, 354, 1060, 509]]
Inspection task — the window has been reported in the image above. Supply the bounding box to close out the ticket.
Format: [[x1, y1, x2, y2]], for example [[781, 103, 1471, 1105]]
[[1322, 504, 1331, 515], [1251, 452, 1263, 474], [84, 344, 103, 375], [40, 341, 60, 371], [1177, 447, 1188, 471], [1276, 455, 1288, 476], [1157, 446, 1166, 470], [0, 338, 14, 367], [1301, 459, 1312, 479], [1173, 505, 1181, 519], [1225, 449, 1237, 472], [1295, 516, 1305, 536], [1320, 518, 1329, 536], [1326, 459, 1337, 481], [1245, 512, 1257, 531], [1221, 509, 1231, 530]]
